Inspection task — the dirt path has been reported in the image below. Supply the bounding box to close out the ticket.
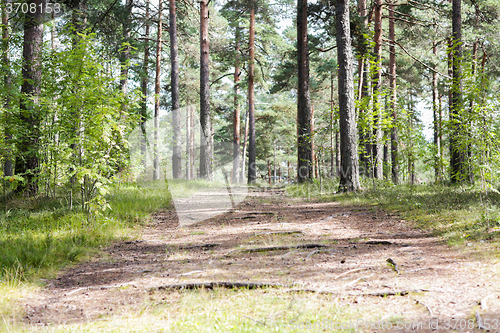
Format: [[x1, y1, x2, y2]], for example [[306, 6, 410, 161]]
[[24, 189, 500, 332]]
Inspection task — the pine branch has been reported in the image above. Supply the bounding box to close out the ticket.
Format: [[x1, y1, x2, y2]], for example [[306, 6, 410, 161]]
[[383, 37, 451, 79]]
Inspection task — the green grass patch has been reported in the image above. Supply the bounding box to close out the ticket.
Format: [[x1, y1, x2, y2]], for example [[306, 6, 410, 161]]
[[0, 183, 173, 330], [0, 183, 172, 282]]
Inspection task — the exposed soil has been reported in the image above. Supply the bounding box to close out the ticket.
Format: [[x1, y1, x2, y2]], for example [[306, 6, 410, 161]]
[[23, 188, 500, 332]]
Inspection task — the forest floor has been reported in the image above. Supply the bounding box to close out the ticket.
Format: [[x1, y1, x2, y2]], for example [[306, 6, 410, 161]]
[[20, 188, 500, 332]]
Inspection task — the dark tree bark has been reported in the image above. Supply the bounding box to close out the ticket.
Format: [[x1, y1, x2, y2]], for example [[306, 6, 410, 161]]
[[120, 0, 132, 96], [247, 7, 256, 184], [15, 0, 46, 195], [232, 25, 241, 183], [170, 0, 181, 179], [200, 0, 212, 179], [336, 0, 360, 192], [153, 0, 163, 181], [450, 0, 469, 183], [140, 0, 150, 168], [2, 0, 12, 177], [432, 39, 441, 182], [297, 0, 312, 183], [372, 0, 383, 179], [388, 1, 399, 184]]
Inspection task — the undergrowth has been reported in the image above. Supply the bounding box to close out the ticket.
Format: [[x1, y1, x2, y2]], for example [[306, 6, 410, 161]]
[[0, 182, 172, 330]]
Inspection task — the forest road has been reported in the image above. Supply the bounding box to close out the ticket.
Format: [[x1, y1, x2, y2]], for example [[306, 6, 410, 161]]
[[24, 188, 500, 332]]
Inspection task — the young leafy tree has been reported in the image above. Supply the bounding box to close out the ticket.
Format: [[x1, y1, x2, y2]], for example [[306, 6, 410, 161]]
[[16, 0, 46, 195], [336, 0, 360, 192]]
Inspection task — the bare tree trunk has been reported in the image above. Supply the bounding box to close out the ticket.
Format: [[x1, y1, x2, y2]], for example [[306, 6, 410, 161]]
[[170, 0, 182, 179], [372, 0, 383, 179], [120, 0, 132, 96], [186, 105, 191, 180], [297, 0, 312, 183], [335, 121, 340, 177], [450, 0, 468, 183], [240, 108, 249, 183], [336, 0, 360, 192], [432, 40, 440, 183], [232, 25, 241, 183], [310, 103, 315, 179], [267, 161, 271, 185], [273, 142, 277, 184], [330, 71, 335, 178], [247, 7, 256, 184], [190, 105, 195, 179], [388, 1, 398, 184], [199, 0, 212, 179], [140, 0, 150, 169], [2, 0, 12, 177], [153, 0, 163, 181], [15, 0, 46, 195], [383, 139, 389, 179]]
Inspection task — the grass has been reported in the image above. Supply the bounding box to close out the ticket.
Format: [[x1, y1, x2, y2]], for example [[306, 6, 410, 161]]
[[23, 288, 360, 333], [0, 182, 173, 331], [287, 178, 500, 248]]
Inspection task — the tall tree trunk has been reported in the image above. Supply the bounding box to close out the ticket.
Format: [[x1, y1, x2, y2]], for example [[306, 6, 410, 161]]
[[450, 0, 467, 183], [432, 40, 440, 182], [388, 1, 399, 184], [16, 0, 46, 195], [267, 160, 271, 185], [153, 0, 163, 181], [336, 0, 360, 192], [310, 103, 315, 179], [186, 105, 195, 180], [140, 0, 150, 169], [372, 0, 383, 179], [120, 0, 132, 96], [240, 108, 249, 183], [2, 0, 12, 177], [297, 0, 312, 183], [170, 0, 182, 179], [330, 71, 335, 177], [383, 140, 388, 179], [357, 0, 370, 177], [199, 0, 212, 179], [247, 7, 256, 184], [232, 25, 241, 183]]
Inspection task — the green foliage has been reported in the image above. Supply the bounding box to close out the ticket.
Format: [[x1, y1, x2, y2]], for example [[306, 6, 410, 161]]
[[0, 184, 172, 282]]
